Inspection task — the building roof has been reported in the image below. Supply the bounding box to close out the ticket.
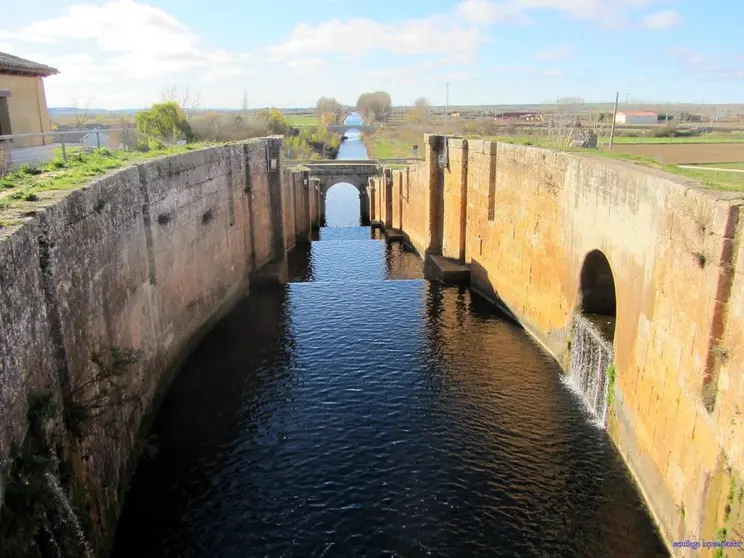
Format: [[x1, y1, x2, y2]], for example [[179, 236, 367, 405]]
[[618, 111, 658, 116], [0, 51, 59, 77]]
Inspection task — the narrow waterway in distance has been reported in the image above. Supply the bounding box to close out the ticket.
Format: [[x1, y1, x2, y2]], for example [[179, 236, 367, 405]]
[[111, 113, 667, 557]]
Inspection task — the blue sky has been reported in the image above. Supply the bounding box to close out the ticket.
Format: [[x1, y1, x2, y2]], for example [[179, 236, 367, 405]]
[[1, 0, 742, 109]]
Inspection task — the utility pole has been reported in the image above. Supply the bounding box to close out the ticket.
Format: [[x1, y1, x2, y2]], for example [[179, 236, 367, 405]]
[[609, 91, 619, 151], [445, 81, 450, 127]]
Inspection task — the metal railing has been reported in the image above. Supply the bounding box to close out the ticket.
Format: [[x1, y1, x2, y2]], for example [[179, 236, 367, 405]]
[[0, 128, 155, 175]]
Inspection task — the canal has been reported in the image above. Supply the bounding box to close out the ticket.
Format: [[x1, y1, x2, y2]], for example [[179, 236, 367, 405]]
[[111, 115, 667, 557]]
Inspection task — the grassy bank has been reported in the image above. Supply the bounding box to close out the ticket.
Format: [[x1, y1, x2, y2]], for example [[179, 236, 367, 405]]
[[363, 127, 744, 192], [0, 144, 213, 229]]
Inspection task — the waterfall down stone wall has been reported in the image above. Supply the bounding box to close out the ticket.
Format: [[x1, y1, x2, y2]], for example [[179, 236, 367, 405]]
[[569, 315, 614, 425]]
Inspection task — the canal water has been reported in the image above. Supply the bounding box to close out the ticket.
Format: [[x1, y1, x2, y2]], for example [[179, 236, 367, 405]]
[[111, 115, 667, 557]]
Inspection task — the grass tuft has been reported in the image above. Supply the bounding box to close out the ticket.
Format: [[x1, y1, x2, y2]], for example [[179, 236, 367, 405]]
[[0, 143, 216, 221]]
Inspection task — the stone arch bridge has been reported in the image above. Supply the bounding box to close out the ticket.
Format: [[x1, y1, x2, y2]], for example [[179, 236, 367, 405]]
[[288, 160, 384, 224]]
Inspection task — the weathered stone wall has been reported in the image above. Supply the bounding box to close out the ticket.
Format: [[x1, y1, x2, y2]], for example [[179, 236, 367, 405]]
[[0, 138, 291, 555], [294, 171, 311, 241], [442, 138, 467, 261], [385, 135, 444, 256], [309, 178, 321, 226], [385, 134, 744, 554], [282, 168, 297, 251]]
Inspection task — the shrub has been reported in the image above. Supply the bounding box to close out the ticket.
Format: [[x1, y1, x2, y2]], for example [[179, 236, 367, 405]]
[[136, 101, 193, 144]]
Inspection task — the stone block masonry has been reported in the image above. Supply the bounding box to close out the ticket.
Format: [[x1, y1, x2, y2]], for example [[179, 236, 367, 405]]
[[382, 134, 744, 556], [0, 137, 313, 556]]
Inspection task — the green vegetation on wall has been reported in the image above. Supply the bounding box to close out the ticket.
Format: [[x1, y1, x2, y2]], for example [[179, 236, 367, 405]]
[[606, 363, 616, 409]]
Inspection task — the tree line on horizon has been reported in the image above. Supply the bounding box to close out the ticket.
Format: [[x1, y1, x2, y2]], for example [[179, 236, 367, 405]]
[[315, 91, 396, 125]]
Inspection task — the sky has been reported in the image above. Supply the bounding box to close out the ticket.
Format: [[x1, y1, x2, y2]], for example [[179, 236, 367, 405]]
[[0, 0, 742, 110]]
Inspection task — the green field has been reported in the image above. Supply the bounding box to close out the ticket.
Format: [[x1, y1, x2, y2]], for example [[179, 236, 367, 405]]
[[696, 162, 744, 170], [599, 134, 744, 144], [284, 114, 319, 126], [667, 165, 744, 192]]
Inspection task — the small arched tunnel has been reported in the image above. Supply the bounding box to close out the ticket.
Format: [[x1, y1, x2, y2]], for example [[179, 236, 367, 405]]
[[579, 250, 617, 316], [577, 249, 617, 343]]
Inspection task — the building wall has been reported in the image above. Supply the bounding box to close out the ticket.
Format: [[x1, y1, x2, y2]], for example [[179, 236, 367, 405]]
[[384, 135, 744, 555], [616, 113, 658, 125], [0, 138, 294, 556], [0, 73, 52, 147]]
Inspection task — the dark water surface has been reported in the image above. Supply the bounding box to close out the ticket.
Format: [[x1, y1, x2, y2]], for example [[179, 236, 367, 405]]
[[111, 116, 666, 558]]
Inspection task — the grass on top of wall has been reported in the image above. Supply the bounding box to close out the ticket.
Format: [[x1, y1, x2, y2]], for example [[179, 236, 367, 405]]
[[0, 144, 216, 229]]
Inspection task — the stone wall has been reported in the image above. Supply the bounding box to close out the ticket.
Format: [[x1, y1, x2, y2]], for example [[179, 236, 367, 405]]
[[0, 138, 298, 555], [383, 134, 744, 555]]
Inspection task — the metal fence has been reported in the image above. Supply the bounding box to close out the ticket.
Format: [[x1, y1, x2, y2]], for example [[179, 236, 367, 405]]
[[0, 128, 153, 175]]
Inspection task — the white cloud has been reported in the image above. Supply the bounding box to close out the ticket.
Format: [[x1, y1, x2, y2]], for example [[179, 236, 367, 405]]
[[457, 0, 529, 24], [536, 44, 573, 60], [664, 49, 744, 82], [263, 15, 487, 63], [641, 10, 681, 30], [0, 0, 249, 85], [495, 64, 565, 76], [457, 0, 662, 27], [664, 48, 707, 65]]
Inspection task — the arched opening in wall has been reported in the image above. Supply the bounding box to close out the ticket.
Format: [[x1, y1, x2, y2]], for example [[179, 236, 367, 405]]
[[570, 249, 617, 425], [323, 182, 362, 229]]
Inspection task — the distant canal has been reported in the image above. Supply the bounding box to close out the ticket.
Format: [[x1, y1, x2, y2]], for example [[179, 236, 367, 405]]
[[111, 112, 666, 558]]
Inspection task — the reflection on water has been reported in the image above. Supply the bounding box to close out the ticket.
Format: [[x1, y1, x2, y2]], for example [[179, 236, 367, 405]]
[[324, 184, 361, 228]]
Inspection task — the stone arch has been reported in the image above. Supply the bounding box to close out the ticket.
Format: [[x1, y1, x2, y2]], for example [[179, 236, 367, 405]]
[[320, 176, 365, 198], [318, 177, 371, 225], [578, 249, 617, 317]]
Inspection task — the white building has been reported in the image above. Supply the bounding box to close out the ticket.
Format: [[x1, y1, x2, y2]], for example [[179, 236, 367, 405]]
[[615, 111, 658, 125]]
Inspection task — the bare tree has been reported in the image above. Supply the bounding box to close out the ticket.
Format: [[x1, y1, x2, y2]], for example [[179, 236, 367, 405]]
[[357, 91, 392, 123], [407, 97, 430, 123], [315, 97, 344, 124], [70, 98, 93, 129], [161, 86, 201, 120]]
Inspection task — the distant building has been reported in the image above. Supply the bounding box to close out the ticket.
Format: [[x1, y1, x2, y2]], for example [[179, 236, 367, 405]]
[[0, 52, 59, 147], [494, 111, 543, 122], [615, 111, 658, 125]]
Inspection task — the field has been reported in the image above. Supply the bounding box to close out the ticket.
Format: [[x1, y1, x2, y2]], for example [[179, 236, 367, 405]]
[[284, 114, 319, 126], [668, 166, 744, 192], [704, 162, 744, 170], [600, 134, 744, 144], [606, 143, 744, 164]]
